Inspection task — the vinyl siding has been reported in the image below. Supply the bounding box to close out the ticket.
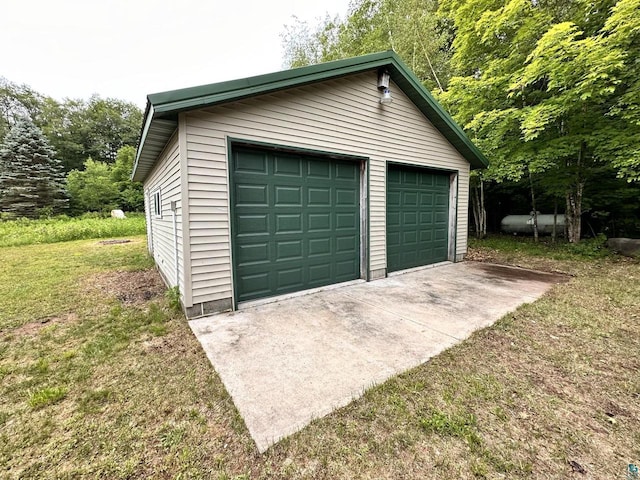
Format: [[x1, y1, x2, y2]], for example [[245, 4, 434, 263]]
[[143, 131, 185, 295], [184, 71, 470, 306]]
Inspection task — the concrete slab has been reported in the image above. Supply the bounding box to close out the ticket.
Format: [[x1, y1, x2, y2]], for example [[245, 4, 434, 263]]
[[189, 262, 566, 452]]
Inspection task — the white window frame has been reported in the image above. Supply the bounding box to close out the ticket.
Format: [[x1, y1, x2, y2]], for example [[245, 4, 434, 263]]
[[152, 188, 162, 218]]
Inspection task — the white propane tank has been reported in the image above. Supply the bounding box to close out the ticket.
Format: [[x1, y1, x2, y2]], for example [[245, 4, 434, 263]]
[[501, 212, 565, 235]]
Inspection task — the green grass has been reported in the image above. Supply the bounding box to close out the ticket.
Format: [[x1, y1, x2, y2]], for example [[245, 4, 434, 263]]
[[0, 236, 153, 329], [28, 387, 68, 409], [469, 233, 611, 261], [0, 214, 146, 247], [1, 235, 639, 479]]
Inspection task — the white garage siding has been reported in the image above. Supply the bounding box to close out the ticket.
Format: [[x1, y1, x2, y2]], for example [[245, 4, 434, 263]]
[[144, 131, 185, 296], [183, 71, 470, 307]]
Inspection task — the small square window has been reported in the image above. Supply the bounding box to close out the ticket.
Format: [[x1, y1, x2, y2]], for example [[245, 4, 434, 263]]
[[152, 189, 162, 218]]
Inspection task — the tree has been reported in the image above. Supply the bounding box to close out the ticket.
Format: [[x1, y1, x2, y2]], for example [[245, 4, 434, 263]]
[[112, 145, 143, 211], [0, 78, 45, 143], [438, 0, 638, 242], [66, 146, 144, 214], [0, 80, 143, 172], [80, 96, 142, 164], [66, 159, 119, 213], [41, 96, 143, 171], [0, 119, 67, 218], [282, 0, 452, 91]]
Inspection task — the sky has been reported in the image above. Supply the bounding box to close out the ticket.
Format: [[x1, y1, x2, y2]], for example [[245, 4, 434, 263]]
[[1, 0, 351, 108]]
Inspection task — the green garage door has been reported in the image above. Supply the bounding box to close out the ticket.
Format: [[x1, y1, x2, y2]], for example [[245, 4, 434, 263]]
[[387, 164, 450, 272], [231, 147, 360, 303]]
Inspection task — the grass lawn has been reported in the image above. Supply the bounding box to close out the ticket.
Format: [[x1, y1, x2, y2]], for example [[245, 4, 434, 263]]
[[1, 234, 639, 479]]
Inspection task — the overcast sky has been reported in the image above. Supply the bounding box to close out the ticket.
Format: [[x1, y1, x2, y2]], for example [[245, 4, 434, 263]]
[[1, 0, 350, 108]]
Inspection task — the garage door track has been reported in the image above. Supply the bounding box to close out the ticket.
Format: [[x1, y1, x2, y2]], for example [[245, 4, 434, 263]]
[[189, 262, 566, 452]]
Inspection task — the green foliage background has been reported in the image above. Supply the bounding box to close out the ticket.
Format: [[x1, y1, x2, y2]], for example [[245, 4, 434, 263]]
[[281, 0, 640, 240], [0, 81, 144, 217]]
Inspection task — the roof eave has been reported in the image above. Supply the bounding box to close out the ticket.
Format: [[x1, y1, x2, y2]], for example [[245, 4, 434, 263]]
[[132, 102, 154, 182]]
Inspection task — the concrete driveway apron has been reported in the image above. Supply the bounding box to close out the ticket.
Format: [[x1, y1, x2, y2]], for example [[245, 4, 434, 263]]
[[189, 262, 566, 452]]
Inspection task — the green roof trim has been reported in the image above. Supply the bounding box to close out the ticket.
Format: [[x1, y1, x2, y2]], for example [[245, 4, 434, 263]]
[[133, 51, 488, 181]]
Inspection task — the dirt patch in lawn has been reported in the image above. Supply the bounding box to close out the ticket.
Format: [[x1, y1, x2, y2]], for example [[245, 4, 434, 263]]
[[85, 269, 166, 305], [5, 312, 79, 338], [98, 239, 132, 245]]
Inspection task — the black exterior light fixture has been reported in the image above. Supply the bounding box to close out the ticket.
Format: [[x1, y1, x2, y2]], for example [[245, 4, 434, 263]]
[[378, 69, 392, 104]]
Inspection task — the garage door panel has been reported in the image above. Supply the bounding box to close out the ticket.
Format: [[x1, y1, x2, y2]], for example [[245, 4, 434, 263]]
[[387, 231, 401, 247], [275, 214, 302, 233], [238, 272, 270, 297], [419, 192, 434, 206], [336, 235, 357, 252], [435, 193, 448, 206], [435, 211, 448, 223], [401, 251, 418, 265], [308, 213, 331, 231], [276, 268, 304, 289], [274, 156, 302, 176], [388, 168, 401, 183], [387, 164, 449, 272], [336, 212, 357, 229], [403, 231, 418, 244], [235, 152, 267, 174], [233, 148, 360, 302], [420, 212, 434, 223], [236, 214, 268, 235], [276, 240, 303, 261], [419, 229, 433, 242], [403, 171, 418, 184], [275, 186, 302, 205], [236, 184, 268, 205], [309, 238, 331, 256], [403, 192, 418, 206], [237, 242, 269, 265], [419, 174, 435, 187], [309, 264, 331, 284], [336, 259, 358, 278], [308, 187, 331, 205], [307, 159, 331, 178], [435, 228, 448, 241], [336, 162, 358, 180], [336, 188, 357, 205], [403, 212, 418, 225], [387, 212, 400, 227], [435, 175, 450, 187]]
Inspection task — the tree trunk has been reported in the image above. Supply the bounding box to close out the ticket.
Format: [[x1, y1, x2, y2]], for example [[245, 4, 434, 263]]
[[529, 169, 539, 243], [566, 143, 586, 243], [566, 186, 583, 243], [471, 177, 486, 239], [551, 199, 558, 244], [479, 177, 486, 238]]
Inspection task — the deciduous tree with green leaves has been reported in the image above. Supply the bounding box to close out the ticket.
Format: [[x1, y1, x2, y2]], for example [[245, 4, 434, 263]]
[[66, 159, 119, 214], [66, 146, 143, 214], [111, 145, 143, 211], [439, 0, 639, 242], [282, 0, 451, 90]]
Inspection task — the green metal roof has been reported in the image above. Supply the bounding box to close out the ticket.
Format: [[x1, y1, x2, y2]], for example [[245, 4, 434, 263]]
[[133, 51, 488, 181]]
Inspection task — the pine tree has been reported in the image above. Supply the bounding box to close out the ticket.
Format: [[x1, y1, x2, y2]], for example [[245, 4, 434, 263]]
[[0, 118, 67, 218]]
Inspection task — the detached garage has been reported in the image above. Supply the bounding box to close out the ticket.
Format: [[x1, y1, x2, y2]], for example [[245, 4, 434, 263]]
[[133, 51, 487, 318]]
